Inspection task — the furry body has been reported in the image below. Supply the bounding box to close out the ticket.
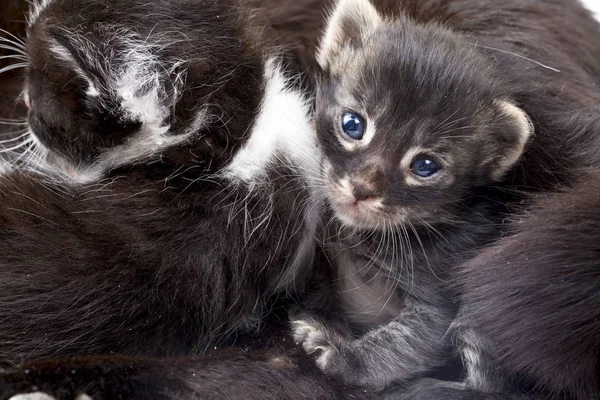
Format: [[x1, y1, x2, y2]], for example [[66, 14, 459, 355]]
[[0, 0, 322, 366], [289, 0, 600, 399]]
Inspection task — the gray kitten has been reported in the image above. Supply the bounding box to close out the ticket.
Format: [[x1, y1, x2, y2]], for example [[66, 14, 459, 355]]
[[293, 1, 600, 399], [292, 0, 532, 390]]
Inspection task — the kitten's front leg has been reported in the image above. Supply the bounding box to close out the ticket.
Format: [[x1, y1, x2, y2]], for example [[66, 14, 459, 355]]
[[292, 300, 452, 390]]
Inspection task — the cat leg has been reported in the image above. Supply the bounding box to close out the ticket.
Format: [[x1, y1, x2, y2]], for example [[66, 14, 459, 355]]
[[291, 299, 452, 390]]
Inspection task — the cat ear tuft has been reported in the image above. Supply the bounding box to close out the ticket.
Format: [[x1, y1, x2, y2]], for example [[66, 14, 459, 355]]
[[317, 0, 383, 70], [485, 100, 533, 180]]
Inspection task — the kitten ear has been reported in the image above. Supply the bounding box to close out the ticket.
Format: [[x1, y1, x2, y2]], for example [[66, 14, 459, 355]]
[[317, 0, 383, 70], [483, 100, 533, 181], [47, 33, 103, 99]]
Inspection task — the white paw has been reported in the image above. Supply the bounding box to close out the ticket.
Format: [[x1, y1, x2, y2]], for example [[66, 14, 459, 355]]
[[9, 393, 56, 400], [291, 318, 338, 370]]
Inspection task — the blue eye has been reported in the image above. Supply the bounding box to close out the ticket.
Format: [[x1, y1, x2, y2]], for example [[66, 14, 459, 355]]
[[410, 157, 440, 178], [341, 112, 365, 140]]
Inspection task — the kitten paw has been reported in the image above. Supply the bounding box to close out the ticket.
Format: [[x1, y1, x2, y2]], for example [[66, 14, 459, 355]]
[[9, 393, 56, 400], [290, 314, 346, 371]]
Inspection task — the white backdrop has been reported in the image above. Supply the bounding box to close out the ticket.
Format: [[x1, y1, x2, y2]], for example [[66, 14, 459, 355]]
[[580, 0, 600, 19]]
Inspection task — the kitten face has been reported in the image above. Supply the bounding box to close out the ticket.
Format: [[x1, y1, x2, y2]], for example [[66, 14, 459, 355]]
[[316, 0, 532, 230], [25, 27, 145, 167], [20, 0, 265, 182]]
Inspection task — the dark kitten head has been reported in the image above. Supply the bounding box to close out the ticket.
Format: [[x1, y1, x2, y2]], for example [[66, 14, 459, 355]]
[[315, 0, 532, 229], [21, 0, 264, 181]]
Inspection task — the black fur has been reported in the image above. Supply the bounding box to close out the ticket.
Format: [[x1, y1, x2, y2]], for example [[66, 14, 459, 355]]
[[449, 173, 600, 400], [0, 319, 377, 400], [0, 0, 320, 366]]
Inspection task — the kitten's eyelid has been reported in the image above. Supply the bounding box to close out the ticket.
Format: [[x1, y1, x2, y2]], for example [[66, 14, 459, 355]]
[[411, 153, 444, 168]]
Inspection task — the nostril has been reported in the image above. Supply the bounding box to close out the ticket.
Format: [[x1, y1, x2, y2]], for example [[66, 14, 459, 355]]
[[352, 183, 379, 202]]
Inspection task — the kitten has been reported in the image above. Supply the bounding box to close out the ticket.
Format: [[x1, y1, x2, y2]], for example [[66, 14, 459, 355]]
[[0, 0, 322, 366], [291, 0, 600, 397], [292, 0, 533, 389]]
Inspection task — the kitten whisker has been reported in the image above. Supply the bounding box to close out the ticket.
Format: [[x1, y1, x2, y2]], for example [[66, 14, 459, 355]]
[[0, 54, 28, 62], [471, 42, 561, 73], [432, 110, 462, 131], [0, 41, 28, 56], [434, 125, 480, 137], [0, 28, 27, 48], [0, 137, 33, 154], [0, 118, 27, 126], [0, 63, 28, 74]]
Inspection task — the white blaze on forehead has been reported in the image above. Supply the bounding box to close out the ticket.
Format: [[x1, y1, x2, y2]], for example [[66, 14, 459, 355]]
[[223, 58, 318, 184], [109, 30, 187, 150]]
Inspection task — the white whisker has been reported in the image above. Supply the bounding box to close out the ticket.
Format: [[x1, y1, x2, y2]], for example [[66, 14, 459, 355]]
[[0, 63, 28, 74]]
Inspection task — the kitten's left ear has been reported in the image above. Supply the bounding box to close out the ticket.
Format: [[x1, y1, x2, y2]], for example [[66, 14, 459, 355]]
[[317, 0, 383, 71], [482, 100, 533, 180]]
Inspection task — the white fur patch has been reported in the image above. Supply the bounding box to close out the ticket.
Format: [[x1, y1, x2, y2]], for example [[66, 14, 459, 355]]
[[68, 107, 207, 183], [0, 159, 12, 175], [28, 29, 191, 183], [224, 58, 322, 291], [223, 58, 318, 184], [28, 0, 54, 26], [9, 393, 56, 400]]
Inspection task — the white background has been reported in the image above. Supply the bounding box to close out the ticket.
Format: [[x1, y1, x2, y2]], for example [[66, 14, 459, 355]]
[[580, 0, 600, 19]]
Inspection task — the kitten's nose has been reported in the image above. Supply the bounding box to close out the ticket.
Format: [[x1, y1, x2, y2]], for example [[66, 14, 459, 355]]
[[351, 182, 380, 202]]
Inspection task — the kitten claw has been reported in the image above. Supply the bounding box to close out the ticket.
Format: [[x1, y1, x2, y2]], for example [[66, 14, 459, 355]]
[[290, 315, 344, 372]]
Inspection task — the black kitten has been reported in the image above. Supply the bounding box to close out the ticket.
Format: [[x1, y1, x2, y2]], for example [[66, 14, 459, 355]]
[[292, 0, 600, 398], [0, 0, 322, 365]]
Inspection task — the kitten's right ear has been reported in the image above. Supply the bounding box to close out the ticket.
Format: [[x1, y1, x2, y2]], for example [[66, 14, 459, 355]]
[[317, 0, 383, 70], [47, 31, 103, 99], [482, 100, 533, 181]]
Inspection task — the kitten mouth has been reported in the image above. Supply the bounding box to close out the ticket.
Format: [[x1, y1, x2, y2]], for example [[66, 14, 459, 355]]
[[329, 195, 384, 229]]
